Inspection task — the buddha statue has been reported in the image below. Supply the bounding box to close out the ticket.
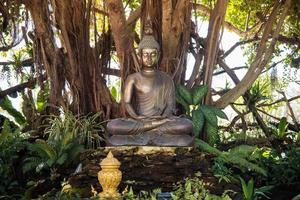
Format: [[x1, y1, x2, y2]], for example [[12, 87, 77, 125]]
[[106, 34, 194, 146]]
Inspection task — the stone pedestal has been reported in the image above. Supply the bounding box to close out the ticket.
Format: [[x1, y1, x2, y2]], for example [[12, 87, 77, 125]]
[[68, 146, 218, 197], [106, 133, 194, 146]]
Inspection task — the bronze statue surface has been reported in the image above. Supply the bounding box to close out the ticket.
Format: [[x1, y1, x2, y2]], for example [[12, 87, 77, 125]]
[[106, 35, 193, 146]]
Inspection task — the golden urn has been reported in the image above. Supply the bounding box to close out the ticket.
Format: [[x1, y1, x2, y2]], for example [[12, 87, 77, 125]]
[[98, 151, 122, 199]]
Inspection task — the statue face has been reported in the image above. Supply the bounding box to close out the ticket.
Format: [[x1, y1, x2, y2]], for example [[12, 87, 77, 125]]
[[141, 48, 159, 68]]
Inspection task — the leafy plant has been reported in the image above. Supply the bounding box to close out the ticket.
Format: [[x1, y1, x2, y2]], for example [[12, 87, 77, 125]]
[[122, 187, 161, 200], [44, 110, 104, 149], [23, 131, 84, 175], [0, 120, 27, 194], [171, 173, 232, 200], [270, 117, 289, 139], [260, 145, 300, 188], [240, 177, 273, 200], [195, 139, 267, 176], [248, 80, 270, 104], [0, 95, 26, 125], [212, 159, 236, 183], [176, 85, 227, 145]]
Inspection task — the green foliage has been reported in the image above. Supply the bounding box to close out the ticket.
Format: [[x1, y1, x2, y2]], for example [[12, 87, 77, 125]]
[[240, 177, 254, 200], [192, 85, 208, 105], [260, 145, 300, 188], [172, 174, 232, 200], [36, 84, 50, 112], [178, 85, 193, 105], [23, 132, 84, 174], [249, 80, 270, 104], [44, 110, 104, 149], [192, 109, 205, 137], [0, 120, 27, 194], [195, 139, 267, 176], [270, 117, 289, 139], [0, 95, 26, 125], [239, 177, 273, 200], [122, 187, 161, 200], [109, 80, 121, 102], [212, 160, 236, 183], [176, 84, 227, 145]]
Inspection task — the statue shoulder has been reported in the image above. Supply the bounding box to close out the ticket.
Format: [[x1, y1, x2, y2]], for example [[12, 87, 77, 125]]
[[157, 71, 174, 83], [126, 72, 140, 81]]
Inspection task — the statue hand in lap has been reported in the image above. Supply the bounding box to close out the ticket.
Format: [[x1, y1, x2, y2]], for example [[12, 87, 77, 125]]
[[106, 34, 193, 146]]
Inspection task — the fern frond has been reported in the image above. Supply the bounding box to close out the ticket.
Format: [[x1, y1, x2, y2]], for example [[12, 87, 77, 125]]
[[227, 157, 267, 176], [195, 139, 222, 156], [228, 145, 257, 158]]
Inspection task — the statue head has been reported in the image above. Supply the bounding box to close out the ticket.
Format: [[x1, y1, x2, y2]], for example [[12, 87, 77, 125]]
[[138, 35, 160, 68]]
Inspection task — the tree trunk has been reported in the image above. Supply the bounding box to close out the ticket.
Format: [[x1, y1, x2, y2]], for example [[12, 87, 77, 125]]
[[23, 0, 117, 118], [202, 0, 228, 105]]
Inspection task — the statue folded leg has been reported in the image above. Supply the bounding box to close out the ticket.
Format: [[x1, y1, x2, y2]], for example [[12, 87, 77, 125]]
[[154, 117, 193, 135], [148, 117, 194, 146], [106, 117, 194, 146], [106, 118, 150, 146], [107, 118, 144, 135]]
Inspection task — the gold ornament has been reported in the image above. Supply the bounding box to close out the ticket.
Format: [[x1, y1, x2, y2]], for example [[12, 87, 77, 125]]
[[98, 151, 122, 199]]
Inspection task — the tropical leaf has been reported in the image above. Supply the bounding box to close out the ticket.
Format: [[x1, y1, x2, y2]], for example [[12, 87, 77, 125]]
[[57, 153, 68, 165], [278, 117, 288, 139], [36, 87, 49, 112], [176, 91, 190, 114], [211, 107, 228, 120], [240, 177, 254, 200], [177, 85, 193, 105], [0, 96, 26, 125], [206, 122, 219, 145], [192, 85, 208, 105], [34, 139, 56, 159], [110, 86, 118, 101], [200, 105, 218, 126], [192, 109, 205, 137]]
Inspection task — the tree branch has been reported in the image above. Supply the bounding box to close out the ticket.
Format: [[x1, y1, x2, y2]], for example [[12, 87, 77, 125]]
[[0, 75, 46, 98], [213, 66, 248, 76], [215, 0, 291, 108], [222, 37, 259, 58], [258, 95, 300, 107], [0, 58, 33, 67]]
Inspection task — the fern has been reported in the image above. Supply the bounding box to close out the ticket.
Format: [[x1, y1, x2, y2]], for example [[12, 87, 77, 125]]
[[195, 139, 222, 156], [228, 157, 267, 176], [228, 145, 257, 157], [195, 139, 267, 176]]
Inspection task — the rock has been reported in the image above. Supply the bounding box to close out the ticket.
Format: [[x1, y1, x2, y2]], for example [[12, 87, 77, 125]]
[[68, 146, 218, 197]]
